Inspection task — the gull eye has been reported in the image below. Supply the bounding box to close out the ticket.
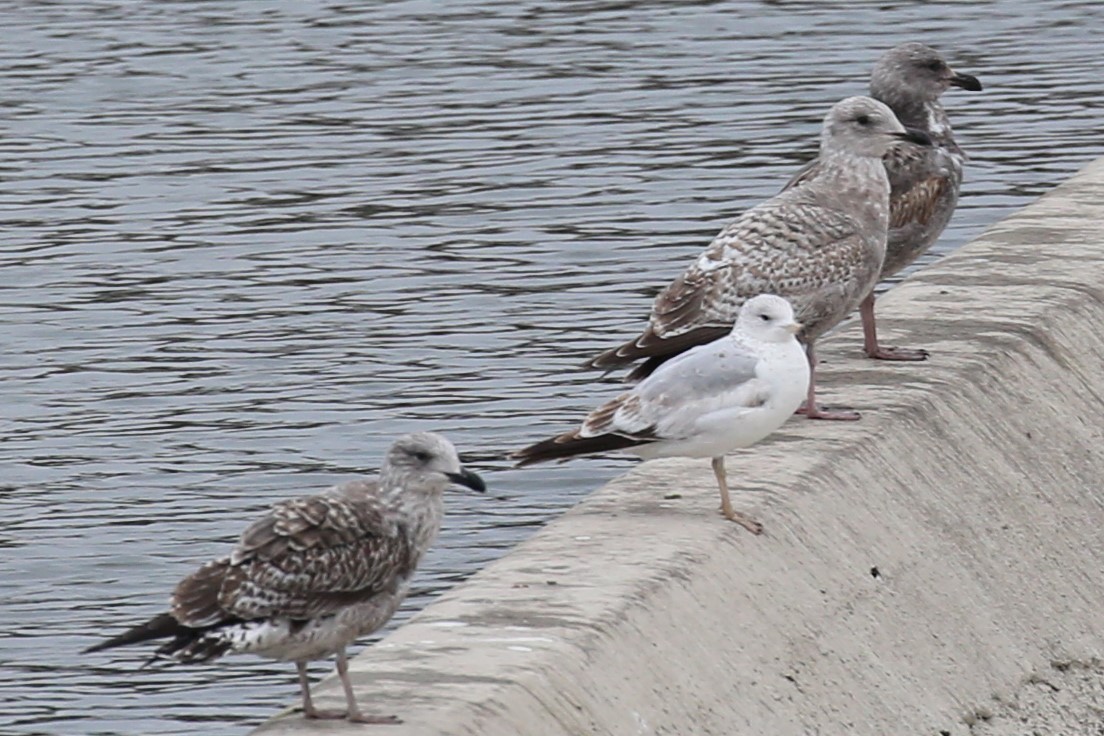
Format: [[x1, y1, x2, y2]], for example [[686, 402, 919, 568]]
[[856, 114, 871, 126], [926, 60, 943, 72], [759, 313, 770, 321], [411, 450, 432, 463]]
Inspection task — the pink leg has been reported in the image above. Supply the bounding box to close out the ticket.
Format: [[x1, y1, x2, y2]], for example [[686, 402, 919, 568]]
[[795, 342, 861, 421], [297, 661, 345, 720], [297, 654, 401, 724], [336, 649, 401, 725], [860, 293, 928, 361], [712, 457, 763, 534]]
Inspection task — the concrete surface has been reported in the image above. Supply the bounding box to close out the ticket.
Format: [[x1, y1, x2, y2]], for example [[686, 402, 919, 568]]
[[253, 156, 1104, 735], [969, 659, 1104, 735]]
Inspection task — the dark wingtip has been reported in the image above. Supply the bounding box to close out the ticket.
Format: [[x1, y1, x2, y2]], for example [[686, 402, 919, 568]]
[[514, 432, 651, 467], [511, 443, 555, 468], [950, 72, 982, 92], [512, 438, 566, 468], [82, 613, 181, 655], [512, 455, 537, 469], [584, 349, 629, 372]]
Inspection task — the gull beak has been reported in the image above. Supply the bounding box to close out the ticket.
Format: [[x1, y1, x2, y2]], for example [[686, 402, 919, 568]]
[[784, 321, 803, 335], [446, 467, 486, 493], [892, 127, 933, 147], [948, 70, 982, 92]]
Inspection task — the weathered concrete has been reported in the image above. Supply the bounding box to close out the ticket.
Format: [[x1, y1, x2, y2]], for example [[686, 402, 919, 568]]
[[254, 156, 1104, 736]]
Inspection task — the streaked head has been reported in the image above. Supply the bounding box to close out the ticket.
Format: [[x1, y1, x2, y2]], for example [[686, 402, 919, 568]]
[[871, 42, 982, 105], [385, 432, 486, 493], [736, 294, 802, 343], [821, 96, 932, 159]]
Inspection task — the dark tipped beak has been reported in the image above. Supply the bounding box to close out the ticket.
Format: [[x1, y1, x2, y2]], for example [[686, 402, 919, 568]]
[[893, 127, 933, 147], [446, 468, 486, 493], [949, 71, 982, 92]]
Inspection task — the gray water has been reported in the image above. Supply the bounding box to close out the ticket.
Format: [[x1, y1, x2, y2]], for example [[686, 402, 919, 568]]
[[1, 1, 1101, 734]]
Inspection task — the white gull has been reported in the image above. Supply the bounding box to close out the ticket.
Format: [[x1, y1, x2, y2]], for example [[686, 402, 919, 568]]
[[518, 294, 809, 533]]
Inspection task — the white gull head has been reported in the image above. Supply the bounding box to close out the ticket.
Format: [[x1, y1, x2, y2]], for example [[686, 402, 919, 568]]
[[733, 294, 802, 344]]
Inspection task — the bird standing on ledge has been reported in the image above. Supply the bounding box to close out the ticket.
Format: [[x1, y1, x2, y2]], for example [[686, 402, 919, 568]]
[[517, 294, 809, 534], [587, 96, 932, 420], [83, 432, 486, 725], [784, 42, 982, 360]]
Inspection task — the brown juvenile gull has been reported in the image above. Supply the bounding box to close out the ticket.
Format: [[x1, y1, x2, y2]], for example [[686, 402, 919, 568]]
[[588, 96, 932, 420], [83, 432, 486, 725], [518, 294, 809, 533], [784, 42, 982, 360]]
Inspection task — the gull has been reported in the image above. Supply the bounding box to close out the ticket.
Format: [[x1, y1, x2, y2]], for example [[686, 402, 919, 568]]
[[588, 96, 932, 420], [83, 432, 486, 725], [785, 42, 982, 360], [517, 294, 809, 533]]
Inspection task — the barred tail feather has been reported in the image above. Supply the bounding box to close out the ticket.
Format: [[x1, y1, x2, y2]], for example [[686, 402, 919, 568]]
[[83, 611, 237, 665], [154, 630, 234, 664]]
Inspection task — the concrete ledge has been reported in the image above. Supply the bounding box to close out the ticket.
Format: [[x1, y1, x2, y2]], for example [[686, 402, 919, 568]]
[[255, 156, 1104, 735]]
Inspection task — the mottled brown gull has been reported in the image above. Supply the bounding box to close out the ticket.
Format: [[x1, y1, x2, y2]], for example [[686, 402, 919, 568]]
[[588, 96, 931, 420], [83, 432, 486, 725], [784, 42, 982, 360], [518, 294, 808, 533]]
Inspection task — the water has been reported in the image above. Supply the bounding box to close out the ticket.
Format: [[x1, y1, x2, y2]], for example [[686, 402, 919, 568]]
[[1, 1, 1101, 733]]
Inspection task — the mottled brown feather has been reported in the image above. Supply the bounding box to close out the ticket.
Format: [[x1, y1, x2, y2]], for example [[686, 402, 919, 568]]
[[889, 175, 948, 229], [589, 196, 873, 377], [224, 496, 409, 620], [171, 559, 233, 627], [161, 493, 413, 627]]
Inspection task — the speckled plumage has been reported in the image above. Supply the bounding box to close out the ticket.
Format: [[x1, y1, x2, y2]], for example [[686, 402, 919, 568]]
[[165, 483, 424, 663], [520, 295, 810, 532], [84, 432, 486, 724], [589, 96, 921, 418], [790, 43, 979, 280], [785, 43, 981, 360]]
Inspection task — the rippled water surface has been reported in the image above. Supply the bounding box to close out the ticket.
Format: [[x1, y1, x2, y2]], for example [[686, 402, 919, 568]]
[[2, 1, 1102, 733]]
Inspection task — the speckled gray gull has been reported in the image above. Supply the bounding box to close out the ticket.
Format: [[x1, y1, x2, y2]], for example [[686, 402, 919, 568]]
[[784, 42, 982, 360], [519, 294, 809, 533], [588, 96, 932, 420], [83, 432, 486, 725]]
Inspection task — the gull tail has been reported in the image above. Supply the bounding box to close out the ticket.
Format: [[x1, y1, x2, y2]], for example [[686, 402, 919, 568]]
[[586, 325, 731, 381], [83, 611, 234, 665], [514, 430, 650, 467], [82, 613, 183, 654]]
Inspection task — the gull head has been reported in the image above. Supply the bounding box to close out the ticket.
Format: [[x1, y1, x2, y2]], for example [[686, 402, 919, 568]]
[[821, 96, 932, 159], [871, 42, 982, 105], [385, 432, 486, 495], [736, 294, 803, 343]]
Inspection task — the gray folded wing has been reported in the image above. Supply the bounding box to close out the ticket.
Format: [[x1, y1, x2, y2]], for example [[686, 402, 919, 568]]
[[585, 340, 771, 442]]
